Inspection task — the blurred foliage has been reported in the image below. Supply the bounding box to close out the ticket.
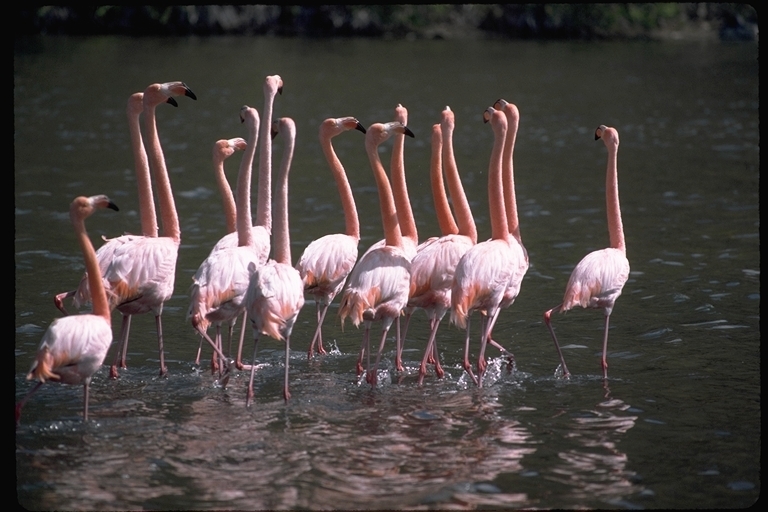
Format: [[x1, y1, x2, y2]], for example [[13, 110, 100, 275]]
[[15, 4, 758, 41]]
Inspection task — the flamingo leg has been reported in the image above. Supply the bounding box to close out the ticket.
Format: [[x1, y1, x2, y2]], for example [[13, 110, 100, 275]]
[[283, 336, 292, 401], [368, 325, 391, 388], [308, 302, 330, 359], [477, 308, 499, 387], [396, 310, 412, 372], [235, 310, 248, 370], [356, 322, 371, 377], [210, 324, 222, 376], [543, 304, 571, 378], [417, 316, 440, 386], [155, 314, 168, 377], [15, 381, 44, 426], [194, 334, 204, 365], [53, 290, 75, 316], [82, 379, 91, 421], [246, 333, 261, 407], [601, 312, 611, 380], [194, 325, 233, 385], [119, 314, 132, 368], [462, 315, 479, 386], [109, 314, 132, 379]]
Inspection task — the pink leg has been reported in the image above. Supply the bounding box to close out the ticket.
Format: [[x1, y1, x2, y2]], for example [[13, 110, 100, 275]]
[[543, 304, 571, 378], [368, 325, 391, 388], [601, 312, 611, 380], [110, 314, 131, 379], [417, 316, 441, 386], [396, 309, 412, 372], [15, 381, 44, 426], [356, 323, 371, 377], [194, 334, 204, 365], [53, 290, 75, 316], [156, 315, 168, 377], [236, 310, 248, 370], [195, 325, 232, 385], [462, 315, 479, 386], [246, 333, 261, 407], [283, 336, 292, 401]]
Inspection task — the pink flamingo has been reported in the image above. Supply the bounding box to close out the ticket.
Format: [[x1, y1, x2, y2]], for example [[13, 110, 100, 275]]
[[105, 81, 196, 378], [409, 106, 478, 385], [360, 104, 418, 371], [209, 74, 283, 261], [451, 107, 517, 387], [192, 136, 247, 367], [477, 99, 530, 369], [244, 116, 305, 405], [543, 125, 629, 380], [53, 91, 158, 315], [188, 106, 262, 379], [295, 116, 366, 359], [17, 195, 119, 424], [338, 121, 414, 387]]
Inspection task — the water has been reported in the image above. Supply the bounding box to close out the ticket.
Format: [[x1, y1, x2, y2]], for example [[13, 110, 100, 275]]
[[15, 35, 759, 509]]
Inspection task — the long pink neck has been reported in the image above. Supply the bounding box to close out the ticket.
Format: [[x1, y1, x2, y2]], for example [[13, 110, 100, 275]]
[[127, 94, 157, 238], [76, 214, 110, 320], [430, 124, 458, 236], [503, 110, 521, 243], [321, 128, 360, 240], [442, 115, 477, 244], [605, 143, 625, 252], [214, 150, 237, 234], [144, 102, 180, 242], [273, 120, 296, 265], [255, 87, 277, 231], [391, 106, 418, 245], [367, 133, 403, 248], [489, 114, 509, 242], [237, 115, 259, 248]]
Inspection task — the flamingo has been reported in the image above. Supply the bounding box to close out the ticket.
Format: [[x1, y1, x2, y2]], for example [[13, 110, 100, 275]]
[[188, 106, 262, 380], [360, 104, 418, 371], [192, 137, 247, 367], [209, 74, 283, 260], [105, 81, 197, 378], [543, 125, 629, 380], [244, 116, 304, 405], [451, 106, 517, 387], [295, 116, 366, 359], [53, 91, 158, 316], [16, 195, 119, 425], [477, 99, 530, 369], [409, 106, 478, 385], [338, 121, 414, 388]]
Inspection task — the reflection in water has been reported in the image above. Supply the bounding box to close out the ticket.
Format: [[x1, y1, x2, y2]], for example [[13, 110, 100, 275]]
[[547, 384, 641, 507]]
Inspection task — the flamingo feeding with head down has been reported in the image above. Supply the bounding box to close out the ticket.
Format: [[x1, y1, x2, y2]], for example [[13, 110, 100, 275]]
[[295, 116, 366, 359], [543, 125, 629, 380], [104, 81, 197, 378], [338, 121, 414, 388], [451, 106, 518, 387], [408, 106, 478, 385], [244, 116, 305, 406], [188, 106, 262, 379], [17, 195, 119, 425]]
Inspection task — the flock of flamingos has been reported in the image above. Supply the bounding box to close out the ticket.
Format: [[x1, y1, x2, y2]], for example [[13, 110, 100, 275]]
[[15, 74, 629, 424]]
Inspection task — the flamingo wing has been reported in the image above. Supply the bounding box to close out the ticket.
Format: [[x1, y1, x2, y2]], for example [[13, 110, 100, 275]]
[[562, 247, 630, 311], [247, 261, 305, 341]]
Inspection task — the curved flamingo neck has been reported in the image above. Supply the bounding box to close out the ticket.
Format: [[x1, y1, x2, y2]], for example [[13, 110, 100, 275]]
[[442, 111, 477, 244], [488, 112, 510, 242], [127, 93, 157, 238], [213, 144, 237, 234], [366, 129, 403, 249], [502, 108, 522, 243], [143, 100, 180, 243], [321, 125, 360, 240], [391, 105, 418, 245], [273, 119, 296, 265], [74, 212, 110, 320], [430, 124, 458, 236], [605, 143, 625, 252], [255, 81, 279, 232], [238, 112, 260, 248]]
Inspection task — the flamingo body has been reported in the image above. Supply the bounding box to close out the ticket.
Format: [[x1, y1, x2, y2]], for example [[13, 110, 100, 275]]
[[562, 248, 629, 312]]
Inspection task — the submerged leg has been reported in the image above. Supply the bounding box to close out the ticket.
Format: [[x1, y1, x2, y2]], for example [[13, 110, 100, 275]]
[[543, 304, 570, 378]]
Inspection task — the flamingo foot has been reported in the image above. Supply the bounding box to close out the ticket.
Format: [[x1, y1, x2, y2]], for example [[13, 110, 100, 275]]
[[109, 365, 119, 380], [283, 388, 291, 402], [246, 388, 254, 408], [435, 363, 445, 379], [356, 361, 365, 377], [159, 366, 168, 378], [366, 369, 377, 387], [463, 361, 479, 386]]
